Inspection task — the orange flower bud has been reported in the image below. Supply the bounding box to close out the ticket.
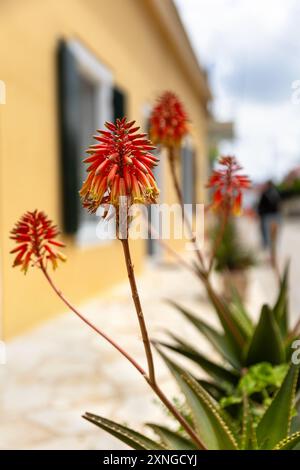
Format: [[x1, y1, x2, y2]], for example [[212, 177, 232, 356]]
[[10, 210, 66, 273], [150, 91, 188, 147], [80, 118, 159, 212], [207, 156, 251, 215]]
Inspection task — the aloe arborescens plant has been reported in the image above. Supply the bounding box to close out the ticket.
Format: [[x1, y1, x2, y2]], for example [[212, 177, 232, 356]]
[[10, 118, 206, 450], [10, 92, 300, 451], [83, 353, 300, 450], [162, 263, 295, 393]]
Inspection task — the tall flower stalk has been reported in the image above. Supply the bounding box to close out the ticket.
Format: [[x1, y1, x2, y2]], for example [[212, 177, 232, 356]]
[[150, 91, 206, 270], [10, 208, 205, 449], [10, 211, 144, 373], [206, 156, 251, 273], [79, 117, 206, 448], [120, 236, 155, 382], [149, 93, 253, 354], [80, 118, 159, 382], [10, 109, 252, 450], [150, 92, 251, 279]]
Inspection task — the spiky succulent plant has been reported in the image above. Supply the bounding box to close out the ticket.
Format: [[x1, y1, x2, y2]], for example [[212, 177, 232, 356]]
[[82, 264, 300, 450], [83, 358, 300, 450], [158, 264, 300, 421]]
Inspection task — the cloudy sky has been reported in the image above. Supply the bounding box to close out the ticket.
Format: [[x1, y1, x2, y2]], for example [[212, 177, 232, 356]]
[[174, 0, 300, 182]]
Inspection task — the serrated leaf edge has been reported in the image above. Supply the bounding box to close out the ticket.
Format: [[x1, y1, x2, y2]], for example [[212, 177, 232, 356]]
[[182, 372, 239, 449], [83, 413, 168, 450], [274, 431, 300, 450]]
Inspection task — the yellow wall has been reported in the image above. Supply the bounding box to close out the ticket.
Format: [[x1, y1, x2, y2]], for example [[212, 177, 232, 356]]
[[0, 0, 208, 338]]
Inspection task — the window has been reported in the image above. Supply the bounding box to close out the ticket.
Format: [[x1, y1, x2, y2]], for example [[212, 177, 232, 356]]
[[69, 40, 113, 246], [57, 40, 126, 246]]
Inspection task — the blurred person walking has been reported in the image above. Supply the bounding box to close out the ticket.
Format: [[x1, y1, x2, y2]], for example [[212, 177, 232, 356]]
[[257, 180, 282, 250]]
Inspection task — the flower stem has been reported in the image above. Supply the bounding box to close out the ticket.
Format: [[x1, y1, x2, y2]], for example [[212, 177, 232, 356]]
[[41, 262, 206, 449], [40, 263, 146, 377], [149, 382, 207, 450], [120, 238, 156, 384], [207, 208, 229, 275], [168, 146, 184, 212], [120, 238, 206, 449], [167, 146, 206, 271]]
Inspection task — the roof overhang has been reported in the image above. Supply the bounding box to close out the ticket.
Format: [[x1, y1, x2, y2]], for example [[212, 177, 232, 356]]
[[145, 0, 212, 107]]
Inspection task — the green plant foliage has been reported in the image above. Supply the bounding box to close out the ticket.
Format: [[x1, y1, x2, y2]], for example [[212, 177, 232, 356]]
[[245, 305, 285, 366], [160, 333, 239, 389], [82, 413, 167, 450], [83, 265, 300, 450], [156, 348, 239, 450], [162, 263, 299, 424], [273, 262, 289, 337], [84, 363, 300, 450], [256, 364, 299, 449], [229, 287, 254, 337], [212, 219, 256, 272], [168, 300, 242, 368], [200, 282, 247, 357], [275, 431, 300, 450], [147, 424, 197, 450], [278, 178, 300, 198], [239, 363, 288, 395], [220, 362, 289, 410]]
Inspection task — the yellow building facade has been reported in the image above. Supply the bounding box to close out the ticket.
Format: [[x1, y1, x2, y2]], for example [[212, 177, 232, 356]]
[[0, 0, 211, 338]]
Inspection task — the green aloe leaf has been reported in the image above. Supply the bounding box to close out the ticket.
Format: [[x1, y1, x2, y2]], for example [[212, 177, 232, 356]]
[[168, 301, 241, 369], [256, 364, 299, 449], [198, 379, 225, 401], [290, 390, 300, 434], [240, 394, 257, 450], [204, 282, 247, 355], [147, 424, 197, 450], [274, 431, 300, 450], [229, 288, 254, 338], [244, 305, 285, 366], [161, 335, 238, 388], [83, 413, 166, 450], [240, 395, 249, 450], [156, 348, 239, 450], [273, 262, 289, 337]]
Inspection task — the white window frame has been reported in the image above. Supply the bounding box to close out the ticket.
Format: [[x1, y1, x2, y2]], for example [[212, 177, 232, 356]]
[[68, 40, 114, 248], [142, 103, 165, 262]]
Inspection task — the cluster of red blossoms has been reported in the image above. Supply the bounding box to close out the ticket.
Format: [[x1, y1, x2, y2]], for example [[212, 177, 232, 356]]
[[207, 156, 251, 215], [150, 91, 188, 147], [80, 118, 160, 213], [10, 210, 66, 273]]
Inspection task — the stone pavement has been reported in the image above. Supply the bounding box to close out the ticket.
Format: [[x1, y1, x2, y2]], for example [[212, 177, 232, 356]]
[[0, 218, 298, 450]]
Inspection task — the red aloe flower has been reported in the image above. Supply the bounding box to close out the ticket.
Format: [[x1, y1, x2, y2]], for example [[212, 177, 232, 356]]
[[207, 156, 251, 215], [10, 210, 66, 273], [150, 91, 188, 147], [80, 117, 160, 213]]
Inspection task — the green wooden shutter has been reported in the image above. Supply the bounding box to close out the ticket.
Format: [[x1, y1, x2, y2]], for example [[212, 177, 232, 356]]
[[113, 86, 127, 121], [57, 40, 80, 234]]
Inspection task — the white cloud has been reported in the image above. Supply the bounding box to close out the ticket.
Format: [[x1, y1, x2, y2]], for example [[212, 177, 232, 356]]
[[174, 0, 300, 181]]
